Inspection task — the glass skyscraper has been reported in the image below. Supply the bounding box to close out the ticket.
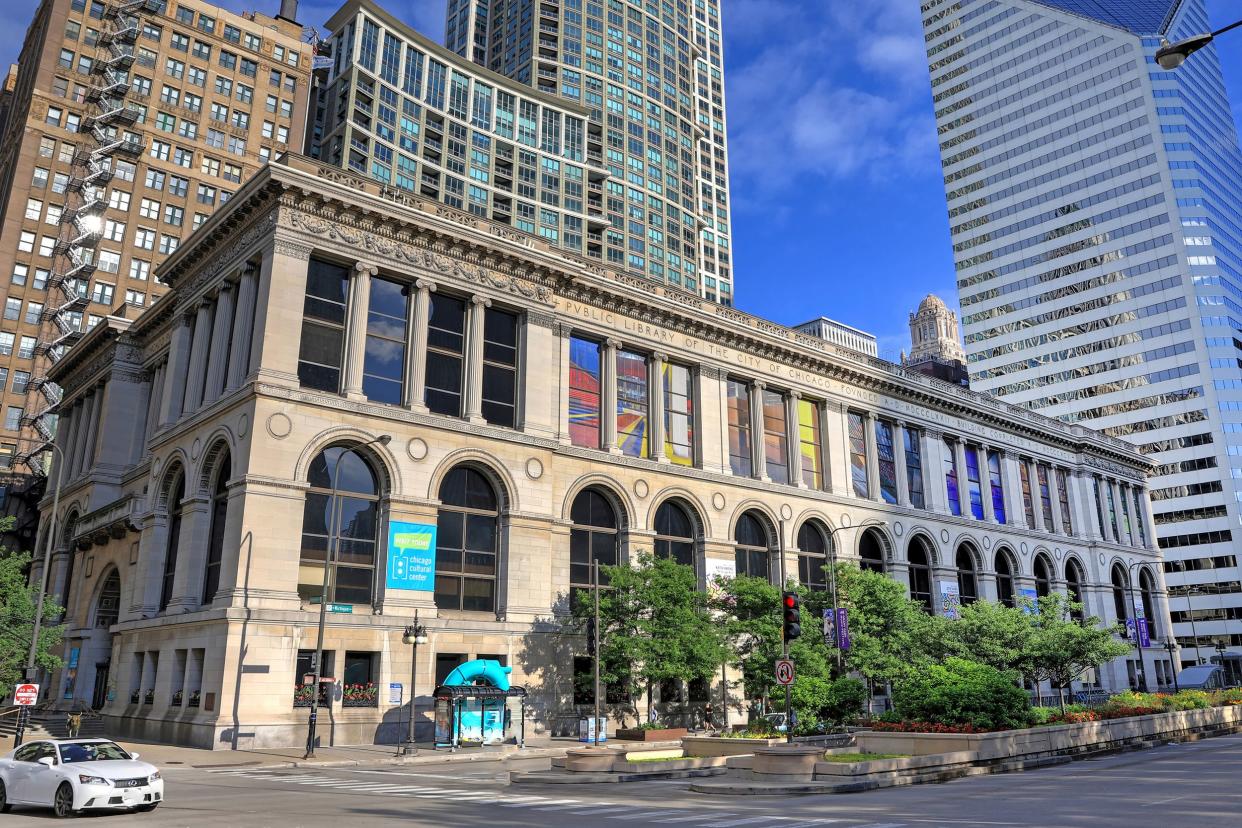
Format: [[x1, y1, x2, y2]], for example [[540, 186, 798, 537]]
[[925, 0, 1242, 664], [445, 0, 735, 304]]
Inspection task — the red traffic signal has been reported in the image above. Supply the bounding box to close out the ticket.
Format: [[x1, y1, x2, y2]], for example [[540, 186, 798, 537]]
[[782, 591, 802, 642]]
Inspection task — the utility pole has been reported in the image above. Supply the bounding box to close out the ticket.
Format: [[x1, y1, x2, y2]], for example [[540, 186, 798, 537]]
[[593, 559, 601, 748]]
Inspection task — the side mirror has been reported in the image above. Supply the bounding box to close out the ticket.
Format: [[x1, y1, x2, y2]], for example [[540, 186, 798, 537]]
[[130, 752, 140, 760], [37, 756, 56, 767]]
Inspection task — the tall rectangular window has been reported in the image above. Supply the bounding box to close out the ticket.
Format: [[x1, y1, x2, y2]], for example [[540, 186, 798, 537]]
[[426, 60, 447, 109], [616, 349, 648, 457], [1019, 461, 1036, 527], [358, 18, 379, 71], [726, 380, 752, 477], [1130, 488, 1145, 545], [944, 438, 961, 517], [425, 294, 465, 416], [1119, 486, 1133, 542], [569, 336, 602, 448], [1057, 468, 1074, 535], [1105, 481, 1120, 538], [297, 258, 349, 392], [362, 277, 407, 405], [964, 446, 984, 520], [1093, 477, 1107, 537], [663, 362, 694, 466], [1036, 463, 1054, 531], [904, 427, 924, 508], [875, 419, 898, 504], [797, 399, 822, 489], [763, 390, 789, 485], [481, 308, 518, 428], [848, 412, 869, 498], [987, 450, 1006, 524]]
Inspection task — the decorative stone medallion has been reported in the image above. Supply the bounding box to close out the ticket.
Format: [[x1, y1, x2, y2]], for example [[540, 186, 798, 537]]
[[940, 529, 950, 543], [525, 457, 544, 480], [982, 536, 991, 550], [1055, 547, 1064, 560], [840, 513, 852, 529], [266, 412, 292, 439], [779, 503, 793, 521], [238, 413, 249, 438], [634, 479, 650, 499], [190, 438, 201, 461], [1020, 543, 1028, 556], [711, 492, 726, 511], [407, 437, 428, 461]]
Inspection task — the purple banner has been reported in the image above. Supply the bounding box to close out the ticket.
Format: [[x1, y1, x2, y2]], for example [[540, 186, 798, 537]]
[[1137, 618, 1150, 649], [836, 608, 851, 652]]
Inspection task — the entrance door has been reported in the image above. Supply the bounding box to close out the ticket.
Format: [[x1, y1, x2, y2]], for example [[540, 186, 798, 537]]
[[91, 662, 109, 709]]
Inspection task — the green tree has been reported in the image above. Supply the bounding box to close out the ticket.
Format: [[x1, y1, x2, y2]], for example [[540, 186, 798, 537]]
[[0, 545, 65, 692], [892, 657, 1031, 731], [570, 554, 726, 723], [831, 564, 937, 688], [1025, 594, 1130, 712], [929, 598, 1037, 678]]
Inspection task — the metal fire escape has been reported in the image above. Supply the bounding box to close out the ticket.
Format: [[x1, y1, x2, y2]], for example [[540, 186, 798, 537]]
[[16, 0, 156, 475]]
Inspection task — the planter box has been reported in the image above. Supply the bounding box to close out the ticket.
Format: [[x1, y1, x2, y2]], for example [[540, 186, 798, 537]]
[[750, 745, 824, 781], [682, 736, 787, 757], [613, 756, 728, 773], [565, 747, 622, 772], [815, 750, 977, 777], [616, 727, 688, 742]]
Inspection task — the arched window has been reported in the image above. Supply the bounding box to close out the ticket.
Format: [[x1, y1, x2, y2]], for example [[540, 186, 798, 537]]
[[797, 521, 829, 591], [435, 466, 500, 612], [654, 499, 696, 567], [907, 537, 933, 613], [734, 511, 772, 581], [570, 488, 619, 608], [1065, 559, 1086, 621], [1034, 554, 1052, 599], [94, 568, 120, 628], [58, 512, 79, 618], [859, 528, 886, 573], [298, 446, 381, 606], [1140, 568, 1158, 639], [1111, 563, 1130, 624], [160, 472, 186, 611], [995, 550, 1016, 608], [956, 545, 978, 605], [202, 452, 231, 605]]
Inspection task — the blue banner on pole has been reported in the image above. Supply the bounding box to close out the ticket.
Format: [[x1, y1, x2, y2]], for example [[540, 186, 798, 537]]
[[1137, 617, 1150, 648], [836, 608, 851, 652], [386, 521, 437, 591]]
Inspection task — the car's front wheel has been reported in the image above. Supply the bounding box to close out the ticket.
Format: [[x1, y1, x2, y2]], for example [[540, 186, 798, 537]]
[[53, 782, 76, 818], [0, 778, 10, 813]]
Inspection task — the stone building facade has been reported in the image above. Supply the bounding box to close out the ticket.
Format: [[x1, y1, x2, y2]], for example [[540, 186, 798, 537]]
[[37, 153, 1169, 750]]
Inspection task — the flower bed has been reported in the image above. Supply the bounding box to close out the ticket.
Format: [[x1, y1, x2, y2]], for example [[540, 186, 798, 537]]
[[871, 721, 991, 734]]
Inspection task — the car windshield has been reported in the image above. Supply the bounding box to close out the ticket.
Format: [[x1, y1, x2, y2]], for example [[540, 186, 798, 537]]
[[58, 742, 132, 763]]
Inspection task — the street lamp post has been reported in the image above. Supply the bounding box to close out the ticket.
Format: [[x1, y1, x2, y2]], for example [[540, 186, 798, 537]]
[[1156, 18, 1242, 69], [14, 439, 66, 748], [399, 610, 428, 756], [1163, 640, 1180, 693], [303, 435, 391, 760], [1125, 562, 1150, 693], [822, 519, 885, 673]]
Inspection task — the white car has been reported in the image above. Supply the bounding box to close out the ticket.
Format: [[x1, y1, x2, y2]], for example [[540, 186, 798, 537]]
[[0, 738, 164, 817]]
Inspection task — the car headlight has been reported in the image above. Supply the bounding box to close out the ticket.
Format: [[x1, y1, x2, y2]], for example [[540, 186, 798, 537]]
[[78, 774, 109, 785], [149, 771, 161, 781]]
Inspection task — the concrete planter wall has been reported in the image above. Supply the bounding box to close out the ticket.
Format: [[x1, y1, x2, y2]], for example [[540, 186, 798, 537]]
[[856, 705, 1242, 759], [615, 727, 689, 741], [750, 746, 824, 781], [612, 756, 728, 773], [816, 750, 977, 777], [565, 747, 623, 772], [682, 736, 787, 757]]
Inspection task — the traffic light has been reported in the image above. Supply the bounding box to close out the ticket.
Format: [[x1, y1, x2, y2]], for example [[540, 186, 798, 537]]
[[782, 592, 801, 642], [586, 616, 597, 656]]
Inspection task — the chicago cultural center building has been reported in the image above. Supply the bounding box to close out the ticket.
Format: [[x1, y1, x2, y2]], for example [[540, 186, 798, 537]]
[[37, 154, 1167, 748]]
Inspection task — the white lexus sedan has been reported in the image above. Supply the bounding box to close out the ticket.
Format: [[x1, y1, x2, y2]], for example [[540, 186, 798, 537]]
[[0, 739, 164, 817]]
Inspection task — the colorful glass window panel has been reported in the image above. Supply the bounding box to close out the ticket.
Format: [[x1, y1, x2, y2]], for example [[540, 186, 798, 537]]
[[663, 362, 694, 466], [797, 399, 822, 489], [616, 349, 648, 458], [727, 380, 752, 477], [848, 412, 869, 498], [1037, 464, 1054, 531], [1057, 468, 1074, 535], [944, 438, 961, 517], [763, 390, 788, 484], [1105, 482, 1120, 538], [987, 450, 1006, 524], [1019, 461, 1036, 527], [1131, 488, 1144, 545], [568, 337, 601, 448], [876, 420, 898, 504], [904, 427, 924, 508], [964, 446, 984, 520]]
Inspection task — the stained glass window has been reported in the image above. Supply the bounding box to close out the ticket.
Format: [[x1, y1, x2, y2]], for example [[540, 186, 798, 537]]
[[964, 446, 984, 520], [876, 420, 898, 504], [727, 380, 752, 477], [1037, 464, 1054, 531], [944, 439, 961, 517], [987, 451, 1006, 524], [763, 390, 788, 485], [616, 349, 648, 457], [848, 412, 869, 498], [798, 399, 822, 489], [568, 337, 601, 449], [904, 427, 924, 508], [1058, 469, 1074, 535], [1105, 482, 1120, 539], [663, 362, 694, 466], [1131, 488, 1145, 545], [1019, 461, 1036, 527]]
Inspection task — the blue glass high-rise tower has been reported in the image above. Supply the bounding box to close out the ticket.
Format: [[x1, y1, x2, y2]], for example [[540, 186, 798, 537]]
[[926, 0, 1242, 670]]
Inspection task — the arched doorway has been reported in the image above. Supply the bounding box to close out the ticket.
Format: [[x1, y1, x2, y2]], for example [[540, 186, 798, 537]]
[[956, 544, 979, 605], [907, 536, 933, 613], [89, 568, 121, 709], [858, 528, 887, 573]]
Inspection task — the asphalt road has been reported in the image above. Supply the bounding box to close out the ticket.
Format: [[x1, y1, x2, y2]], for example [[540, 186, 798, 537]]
[[4, 734, 1242, 827]]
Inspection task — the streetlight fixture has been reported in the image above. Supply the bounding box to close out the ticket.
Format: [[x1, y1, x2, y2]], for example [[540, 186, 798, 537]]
[[822, 519, 886, 672], [399, 610, 429, 756], [1125, 561, 1151, 693], [14, 439, 65, 748], [1162, 640, 1180, 693], [303, 434, 392, 760], [1155, 18, 1242, 70]]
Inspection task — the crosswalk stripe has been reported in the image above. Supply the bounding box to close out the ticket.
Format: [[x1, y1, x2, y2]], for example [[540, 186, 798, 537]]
[[608, 812, 679, 820], [653, 815, 717, 823], [559, 803, 615, 813], [503, 798, 579, 808], [705, 818, 780, 828], [780, 821, 845, 828]]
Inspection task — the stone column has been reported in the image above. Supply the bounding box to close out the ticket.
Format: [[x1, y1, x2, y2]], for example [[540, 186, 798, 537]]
[[978, 443, 995, 522], [749, 380, 767, 480], [403, 279, 435, 412], [1138, 487, 1158, 551], [786, 391, 804, 487], [1098, 477, 1115, 542], [76, 385, 102, 476], [1003, 454, 1028, 529], [602, 338, 620, 452], [463, 295, 491, 422], [342, 261, 375, 400], [143, 364, 163, 446], [251, 240, 312, 381], [649, 351, 666, 461], [159, 313, 194, 426], [554, 323, 573, 446], [1074, 470, 1104, 542], [823, 402, 852, 496], [225, 263, 259, 390], [1026, 459, 1045, 531], [894, 421, 910, 506], [1114, 481, 1132, 546], [166, 498, 211, 611], [201, 281, 236, 406], [56, 403, 77, 481], [181, 299, 215, 415], [864, 412, 881, 501], [1049, 466, 1066, 536], [697, 365, 725, 473], [952, 438, 969, 515], [923, 428, 949, 514]]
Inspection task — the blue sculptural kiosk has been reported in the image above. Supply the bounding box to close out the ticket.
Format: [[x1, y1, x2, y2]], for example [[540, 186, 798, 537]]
[[433, 659, 527, 749]]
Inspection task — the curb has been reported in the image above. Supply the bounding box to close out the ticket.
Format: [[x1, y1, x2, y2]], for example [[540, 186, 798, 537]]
[[512, 767, 727, 785]]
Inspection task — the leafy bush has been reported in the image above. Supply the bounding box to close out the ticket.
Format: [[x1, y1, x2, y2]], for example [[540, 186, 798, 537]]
[[1166, 690, 1211, 710], [1213, 688, 1242, 706], [820, 677, 868, 727], [871, 720, 989, 734], [891, 657, 1030, 732]]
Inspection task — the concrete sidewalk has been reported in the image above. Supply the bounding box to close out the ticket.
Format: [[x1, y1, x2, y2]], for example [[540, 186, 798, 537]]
[[111, 737, 572, 770]]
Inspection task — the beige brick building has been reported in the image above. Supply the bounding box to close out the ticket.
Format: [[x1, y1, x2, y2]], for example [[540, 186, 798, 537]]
[[37, 153, 1170, 750], [0, 0, 311, 545]]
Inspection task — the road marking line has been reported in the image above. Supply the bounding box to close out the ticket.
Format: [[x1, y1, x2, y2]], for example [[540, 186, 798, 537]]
[[705, 819, 784, 828], [502, 798, 577, 807], [652, 814, 720, 823], [610, 812, 680, 820]]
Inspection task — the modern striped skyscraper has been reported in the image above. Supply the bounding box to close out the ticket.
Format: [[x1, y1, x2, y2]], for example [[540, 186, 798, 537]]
[[444, 0, 735, 304], [925, 0, 1242, 667]]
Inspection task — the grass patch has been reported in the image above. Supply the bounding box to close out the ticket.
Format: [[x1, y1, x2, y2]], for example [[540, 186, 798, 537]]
[[821, 752, 910, 763]]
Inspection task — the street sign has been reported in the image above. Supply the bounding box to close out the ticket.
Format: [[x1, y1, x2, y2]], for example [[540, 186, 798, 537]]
[[327, 603, 352, 614], [774, 658, 795, 686], [14, 683, 39, 706]]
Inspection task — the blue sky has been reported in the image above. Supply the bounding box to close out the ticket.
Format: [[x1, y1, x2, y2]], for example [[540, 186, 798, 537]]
[[2, 0, 1241, 360]]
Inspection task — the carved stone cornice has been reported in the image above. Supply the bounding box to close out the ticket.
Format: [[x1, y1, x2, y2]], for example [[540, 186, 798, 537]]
[[273, 238, 313, 260], [527, 310, 556, 329]]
